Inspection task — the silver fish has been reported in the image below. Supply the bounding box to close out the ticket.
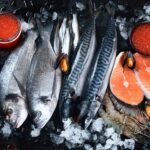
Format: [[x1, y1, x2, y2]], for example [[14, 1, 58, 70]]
[[53, 21, 60, 55], [59, 16, 96, 120], [0, 30, 38, 128], [61, 27, 71, 55], [59, 17, 67, 47], [79, 17, 117, 128], [72, 13, 79, 50], [27, 22, 62, 129]]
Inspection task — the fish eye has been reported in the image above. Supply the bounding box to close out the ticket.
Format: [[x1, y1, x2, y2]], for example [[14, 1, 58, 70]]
[[43, 99, 50, 104], [40, 96, 51, 104], [6, 108, 13, 115]]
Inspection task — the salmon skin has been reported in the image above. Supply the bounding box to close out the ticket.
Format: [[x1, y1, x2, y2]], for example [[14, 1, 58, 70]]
[[0, 30, 38, 128], [59, 16, 96, 120], [79, 17, 117, 127]]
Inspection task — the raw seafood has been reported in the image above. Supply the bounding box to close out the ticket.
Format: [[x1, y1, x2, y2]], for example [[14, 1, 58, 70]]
[[110, 52, 144, 105], [0, 29, 38, 128], [134, 52, 150, 99], [27, 22, 62, 129]]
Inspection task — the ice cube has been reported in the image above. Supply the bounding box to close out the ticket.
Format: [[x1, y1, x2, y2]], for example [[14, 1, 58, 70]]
[[104, 139, 114, 149], [123, 139, 135, 150], [30, 126, 41, 137], [96, 143, 105, 150], [84, 144, 93, 150], [76, 2, 86, 11], [104, 127, 115, 138], [92, 118, 104, 133], [50, 133, 64, 144], [1, 121, 12, 137], [111, 133, 121, 145]]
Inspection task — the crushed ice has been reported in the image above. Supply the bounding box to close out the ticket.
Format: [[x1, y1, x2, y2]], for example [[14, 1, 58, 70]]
[[21, 21, 34, 32], [91, 118, 104, 132], [30, 125, 41, 137], [1, 121, 12, 137], [116, 3, 150, 41], [49, 117, 135, 149]]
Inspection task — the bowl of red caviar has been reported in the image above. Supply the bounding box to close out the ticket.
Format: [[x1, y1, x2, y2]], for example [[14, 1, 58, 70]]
[[130, 22, 150, 55], [0, 12, 22, 49]]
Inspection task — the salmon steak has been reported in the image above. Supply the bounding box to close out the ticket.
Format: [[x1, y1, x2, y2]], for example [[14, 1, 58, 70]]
[[110, 52, 144, 105], [134, 53, 150, 99]]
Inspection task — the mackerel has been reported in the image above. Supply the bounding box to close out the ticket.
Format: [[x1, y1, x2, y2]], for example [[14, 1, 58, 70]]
[[59, 15, 96, 120], [78, 17, 117, 127]]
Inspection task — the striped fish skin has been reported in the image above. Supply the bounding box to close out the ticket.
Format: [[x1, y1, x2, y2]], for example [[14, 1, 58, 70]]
[[0, 30, 38, 128], [60, 16, 96, 119], [79, 17, 117, 123]]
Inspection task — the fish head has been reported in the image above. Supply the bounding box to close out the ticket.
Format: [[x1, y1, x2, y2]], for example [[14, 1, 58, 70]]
[[31, 96, 57, 129], [3, 94, 28, 128]]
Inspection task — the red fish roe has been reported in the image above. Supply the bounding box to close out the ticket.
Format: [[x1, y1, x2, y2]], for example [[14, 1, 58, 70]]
[[131, 23, 150, 55], [0, 13, 21, 48]]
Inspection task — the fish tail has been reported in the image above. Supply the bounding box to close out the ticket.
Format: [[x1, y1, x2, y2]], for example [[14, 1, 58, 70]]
[[105, 1, 117, 17], [77, 97, 91, 122], [62, 97, 72, 119], [89, 0, 95, 15], [36, 18, 53, 38]]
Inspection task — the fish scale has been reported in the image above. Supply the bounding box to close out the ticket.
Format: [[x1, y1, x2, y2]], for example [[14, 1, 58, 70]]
[[78, 17, 117, 121], [66, 19, 94, 85], [60, 17, 95, 119]]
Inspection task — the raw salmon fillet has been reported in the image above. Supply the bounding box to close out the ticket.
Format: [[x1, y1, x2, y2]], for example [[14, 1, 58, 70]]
[[134, 53, 150, 99], [110, 52, 144, 105]]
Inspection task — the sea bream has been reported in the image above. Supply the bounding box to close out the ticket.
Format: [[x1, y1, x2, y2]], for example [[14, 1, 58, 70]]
[[59, 14, 96, 121], [78, 17, 117, 127], [27, 21, 62, 129], [0, 29, 38, 128]]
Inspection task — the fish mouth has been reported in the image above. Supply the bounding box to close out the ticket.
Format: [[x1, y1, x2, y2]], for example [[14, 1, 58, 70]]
[[5, 111, 28, 128], [33, 116, 50, 129], [15, 114, 28, 128]]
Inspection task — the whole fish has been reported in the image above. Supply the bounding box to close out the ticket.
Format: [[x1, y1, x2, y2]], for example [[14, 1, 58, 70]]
[[0, 30, 38, 128], [78, 17, 117, 127], [27, 22, 62, 129], [59, 15, 96, 120]]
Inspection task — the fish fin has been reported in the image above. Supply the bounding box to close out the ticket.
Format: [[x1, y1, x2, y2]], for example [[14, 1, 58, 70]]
[[36, 18, 54, 39], [89, 0, 96, 15], [13, 73, 26, 97]]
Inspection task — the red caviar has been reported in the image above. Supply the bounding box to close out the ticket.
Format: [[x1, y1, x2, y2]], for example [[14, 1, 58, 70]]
[[0, 12, 21, 49], [131, 23, 150, 55]]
